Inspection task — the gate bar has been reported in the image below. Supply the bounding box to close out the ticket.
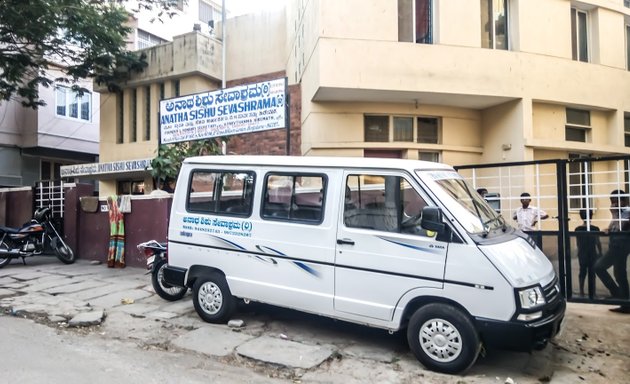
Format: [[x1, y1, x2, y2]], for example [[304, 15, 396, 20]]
[[556, 160, 570, 297]]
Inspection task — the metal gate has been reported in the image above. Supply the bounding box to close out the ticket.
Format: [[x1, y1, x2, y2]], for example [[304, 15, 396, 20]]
[[34, 180, 65, 234], [455, 156, 630, 307]]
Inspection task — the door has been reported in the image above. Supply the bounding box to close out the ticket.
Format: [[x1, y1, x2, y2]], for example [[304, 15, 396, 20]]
[[334, 171, 448, 321]]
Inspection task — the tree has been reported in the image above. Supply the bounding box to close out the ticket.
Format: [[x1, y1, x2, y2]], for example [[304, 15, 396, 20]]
[[150, 139, 225, 188], [0, 0, 223, 184], [0, 0, 181, 108]]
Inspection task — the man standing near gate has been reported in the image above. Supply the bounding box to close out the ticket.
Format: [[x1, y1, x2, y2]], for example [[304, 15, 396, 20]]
[[513, 192, 549, 231], [595, 190, 630, 313]]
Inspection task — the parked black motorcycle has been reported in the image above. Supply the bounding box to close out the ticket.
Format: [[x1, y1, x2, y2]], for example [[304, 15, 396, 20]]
[[137, 240, 187, 301], [0, 207, 75, 268]]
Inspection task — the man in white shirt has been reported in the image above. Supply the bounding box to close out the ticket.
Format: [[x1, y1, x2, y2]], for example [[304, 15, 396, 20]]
[[512, 192, 548, 231]]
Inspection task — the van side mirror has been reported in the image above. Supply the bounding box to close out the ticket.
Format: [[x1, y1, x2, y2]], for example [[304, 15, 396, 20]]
[[420, 206, 446, 233]]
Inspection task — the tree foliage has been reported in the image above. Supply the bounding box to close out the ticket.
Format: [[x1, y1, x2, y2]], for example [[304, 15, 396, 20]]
[[0, 0, 219, 184], [0, 0, 182, 108], [151, 139, 225, 185]]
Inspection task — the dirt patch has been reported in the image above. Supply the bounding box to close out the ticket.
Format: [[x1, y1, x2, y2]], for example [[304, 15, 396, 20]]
[[550, 303, 630, 383]]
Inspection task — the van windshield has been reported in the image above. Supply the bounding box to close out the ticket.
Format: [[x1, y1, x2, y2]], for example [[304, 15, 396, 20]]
[[417, 170, 505, 234]]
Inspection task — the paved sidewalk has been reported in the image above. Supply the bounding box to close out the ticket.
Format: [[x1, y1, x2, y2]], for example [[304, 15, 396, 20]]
[[1, 258, 628, 383]]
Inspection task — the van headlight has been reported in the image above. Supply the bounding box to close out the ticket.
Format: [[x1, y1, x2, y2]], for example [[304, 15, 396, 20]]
[[518, 286, 546, 309]]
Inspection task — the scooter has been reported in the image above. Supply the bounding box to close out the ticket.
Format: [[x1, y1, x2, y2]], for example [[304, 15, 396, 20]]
[[137, 240, 187, 301], [0, 207, 75, 268]]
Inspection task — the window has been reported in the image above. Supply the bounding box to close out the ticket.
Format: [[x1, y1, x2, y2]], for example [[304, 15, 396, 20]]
[[55, 86, 91, 121], [364, 115, 441, 144], [116, 91, 124, 144], [117, 180, 145, 195], [80, 93, 90, 120], [343, 174, 429, 235], [262, 173, 326, 223], [130, 89, 137, 142], [481, 0, 509, 50], [418, 151, 440, 162], [625, 114, 630, 147], [565, 108, 590, 142], [41, 161, 51, 181], [199, 0, 222, 24], [571, 8, 589, 62], [568, 154, 593, 210], [55, 87, 66, 116], [417, 117, 440, 143], [364, 115, 389, 142], [137, 29, 165, 50], [174, 79, 180, 97], [565, 127, 586, 142], [144, 86, 151, 141], [393, 117, 413, 141], [398, 0, 433, 44], [187, 170, 255, 216]]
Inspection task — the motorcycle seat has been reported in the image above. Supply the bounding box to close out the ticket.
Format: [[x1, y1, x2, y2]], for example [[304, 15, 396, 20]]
[[0, 226, 22, 234]]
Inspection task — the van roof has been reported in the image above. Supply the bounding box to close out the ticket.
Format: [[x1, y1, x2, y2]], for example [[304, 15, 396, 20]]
[[184, 155, 454, 172]]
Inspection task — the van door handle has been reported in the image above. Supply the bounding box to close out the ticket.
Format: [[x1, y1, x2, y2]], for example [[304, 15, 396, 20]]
[[337, 238, 355, 245]]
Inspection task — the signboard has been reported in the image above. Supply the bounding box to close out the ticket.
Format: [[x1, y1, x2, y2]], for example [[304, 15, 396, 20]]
[[159, 78, 287, 145], [60, 158, 153, 178]]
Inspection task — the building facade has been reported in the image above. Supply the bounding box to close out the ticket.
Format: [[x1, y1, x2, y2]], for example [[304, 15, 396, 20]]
[[85, 0, 630, 198], [123, 0, 223, 51], [0, 66, 99, 188], [85, 8, 290, 196], [290, 0, 630, 165]]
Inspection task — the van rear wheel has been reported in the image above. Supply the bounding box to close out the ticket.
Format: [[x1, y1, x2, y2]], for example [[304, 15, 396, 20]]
[[407, 303, 481, 374], [192, 273, 236, 323]]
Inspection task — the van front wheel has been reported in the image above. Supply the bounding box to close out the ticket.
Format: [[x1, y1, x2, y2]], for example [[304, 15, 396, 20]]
[[407, 303, 481, 374], [192, 273, 236, 323]]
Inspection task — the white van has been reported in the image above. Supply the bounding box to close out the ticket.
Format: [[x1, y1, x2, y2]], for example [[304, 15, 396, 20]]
[[163, 155, 565, 374]]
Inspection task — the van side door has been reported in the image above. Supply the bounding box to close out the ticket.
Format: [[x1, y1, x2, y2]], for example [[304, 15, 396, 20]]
[[236, 170, 338, 314], [335, 171, 448, 321]]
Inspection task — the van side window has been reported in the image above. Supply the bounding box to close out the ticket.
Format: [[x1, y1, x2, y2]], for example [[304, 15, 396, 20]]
[[262, 173, 326, 223], [187, 170, 255, 216], [344, 174, 429, 236]]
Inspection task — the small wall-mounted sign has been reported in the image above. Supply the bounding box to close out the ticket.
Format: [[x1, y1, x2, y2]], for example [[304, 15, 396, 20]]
[[100, 204, 109, 212], [60, 158, 153, 178]]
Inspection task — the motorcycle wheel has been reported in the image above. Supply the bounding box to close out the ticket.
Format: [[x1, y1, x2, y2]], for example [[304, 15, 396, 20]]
[[152, 259, 187, 301], [52, 237, 75, 264], [0, 238, 12, 268]]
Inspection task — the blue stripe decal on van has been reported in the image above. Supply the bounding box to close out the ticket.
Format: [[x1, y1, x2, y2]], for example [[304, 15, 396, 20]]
[[378, 237, 445, 255], [208, 235, 246, 250], [169, 240, 493, 290], [256, 245, 287, 256], [293, 261, 321, 278], [252, 255, 278, 265]]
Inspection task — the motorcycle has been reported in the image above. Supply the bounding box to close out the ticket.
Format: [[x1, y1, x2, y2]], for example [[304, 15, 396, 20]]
[[137, 240, 187, 301], [0, 207, 75, 268]]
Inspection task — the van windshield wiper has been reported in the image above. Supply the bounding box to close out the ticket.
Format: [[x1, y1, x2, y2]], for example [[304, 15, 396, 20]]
[[482, 216, 508, 233]]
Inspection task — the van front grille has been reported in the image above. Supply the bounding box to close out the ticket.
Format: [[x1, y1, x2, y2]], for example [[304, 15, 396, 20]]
[[543, 276, 560, 305]]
